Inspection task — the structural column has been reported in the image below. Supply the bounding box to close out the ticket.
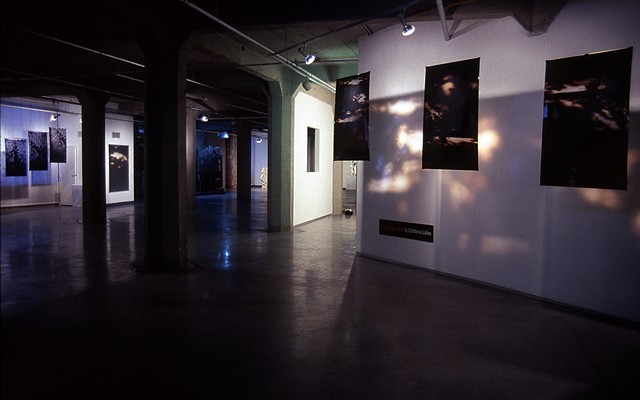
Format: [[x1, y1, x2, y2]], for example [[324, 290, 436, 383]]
[[139, 25, 193, 272], [236, 120, 252, 201], [77, 90, 110, 224], [267, 76, 295, 231], [186, 109, 199, 209]]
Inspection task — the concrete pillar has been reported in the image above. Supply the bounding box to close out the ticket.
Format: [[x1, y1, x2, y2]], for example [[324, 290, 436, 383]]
[[267, 77, 295, 231], [236, 120, 252, 201], [138, 26, 193, 272], [186, 109, 198, 209], [333, 161, 343, 215], [77, 90, 110, 224]]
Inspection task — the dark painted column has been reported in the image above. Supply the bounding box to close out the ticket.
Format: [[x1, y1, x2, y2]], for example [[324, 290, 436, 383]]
[[186, 109, 198, 209], [138, 25, 193, 272], [236, 120, 252, 201], [77, 90, 110, 224]]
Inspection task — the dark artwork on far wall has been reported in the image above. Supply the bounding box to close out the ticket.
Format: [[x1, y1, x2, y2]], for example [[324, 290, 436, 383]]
[[541, 47, 632, 190], [28, 131, 48, 171], [49, 127, 67, 163], [334, 71, 370, 161], [109, 144, 129, 192], [197, 145, 223, 193], [423, 58, 480, 170], [5, 138, 28, 177]]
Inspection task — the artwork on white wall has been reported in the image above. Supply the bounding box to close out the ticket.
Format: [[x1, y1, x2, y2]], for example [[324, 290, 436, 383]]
[[108, 144, 129, 192], [540, 47, 633, 190], [28, 131, 48, 171], [423, 58, 480, 171], [49, 127, 67, 163], [4, 138, 28, 177], [334, 71, 370, 161]]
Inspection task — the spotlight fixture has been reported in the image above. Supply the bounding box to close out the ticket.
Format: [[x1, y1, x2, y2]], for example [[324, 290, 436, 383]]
[[298, 46, 316, 65], [50, 113, 59, 122], [219, 131, 229, 139], [256, 138, 263, 143], [198, 114, 209, 122], [397, 10, 415, 36]]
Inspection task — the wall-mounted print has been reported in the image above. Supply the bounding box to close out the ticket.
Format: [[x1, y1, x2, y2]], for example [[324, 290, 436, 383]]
[[5, 138, 28, 176], [541, 47, 632, 190], [334, 71, 370, 161], [423, 58, 479, 170], [28, 131, 48, 171], [49, 127, 67, 163], [109, 144, 129, 192], [196, 145, 223, 193]]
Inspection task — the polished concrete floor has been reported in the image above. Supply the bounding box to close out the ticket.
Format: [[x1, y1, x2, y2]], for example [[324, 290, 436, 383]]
[[2, 189, 639, 399]]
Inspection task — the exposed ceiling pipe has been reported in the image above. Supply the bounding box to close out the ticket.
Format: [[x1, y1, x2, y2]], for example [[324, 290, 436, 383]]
[[270, 0, 428, 57], [17, 27, 145, 68], [188, 94, 267, 116], [1, 103, 141, 122], [186, 78, 266, 106], [178, 0, 336, 93], [1, 67, 139, 100], [436, 0, 451, 41], [13, 26, 266, 109]]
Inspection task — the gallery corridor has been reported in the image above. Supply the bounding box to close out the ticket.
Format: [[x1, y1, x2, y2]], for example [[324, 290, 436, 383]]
[[1, 189, 639, 399]]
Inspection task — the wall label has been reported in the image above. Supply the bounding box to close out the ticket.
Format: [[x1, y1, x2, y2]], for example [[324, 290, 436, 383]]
[[379, 219, 434, 243]]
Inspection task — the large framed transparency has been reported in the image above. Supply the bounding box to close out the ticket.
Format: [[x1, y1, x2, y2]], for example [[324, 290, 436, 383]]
[[49, 127, 67, 163], [334, 72, 370, 161], [423, 58, 479, 170], [109, 144, 129, 192], [540, 47, 632, 190], [29, 131, 48, 171], [4, 138, 28, 177]]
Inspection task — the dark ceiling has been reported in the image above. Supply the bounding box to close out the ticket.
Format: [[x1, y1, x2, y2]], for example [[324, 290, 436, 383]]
[[1, 0, 568, 129]]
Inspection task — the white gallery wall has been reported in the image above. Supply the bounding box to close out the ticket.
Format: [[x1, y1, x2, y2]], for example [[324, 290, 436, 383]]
[[1, 98, 134, 207], [343, 161, 357, 190], [251, 134, 268, 186], [357, 0, 640, 322], [1, 100, 82, 208], [293, 91, 335, 225]]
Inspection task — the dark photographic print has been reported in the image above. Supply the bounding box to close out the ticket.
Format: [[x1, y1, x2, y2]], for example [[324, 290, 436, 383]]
[[28, 131, 48, 171], [49, 127, 67, 163], [197, 145, 223, 193], [109, 144, 129, 192], [334, 72, 370, 161], [5, 138, 28, 176], [423, 58, 480, 170], [541, 47, 632, 190]]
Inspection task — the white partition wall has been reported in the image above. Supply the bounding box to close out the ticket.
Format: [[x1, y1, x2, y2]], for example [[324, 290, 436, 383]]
[[1, 98, 135, 208], [251, 134, 268, 187], [1, 99, 82, 208], [293, 91, 335, 225], [357, 0, 640, 322]]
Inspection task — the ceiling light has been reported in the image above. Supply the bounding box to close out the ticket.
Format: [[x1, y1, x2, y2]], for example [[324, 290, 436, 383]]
[[256, 138, 263, 143], [397, 11, 415, 36], [298, 46, 316, 65], [219, 131, 229, 139], [50, 113, 59, 122], [198, 114, 209, 122]]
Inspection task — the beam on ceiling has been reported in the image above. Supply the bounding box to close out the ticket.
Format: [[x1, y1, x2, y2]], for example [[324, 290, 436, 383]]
[[178, 0, 336, 93], [436, 0, 451, 41]]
